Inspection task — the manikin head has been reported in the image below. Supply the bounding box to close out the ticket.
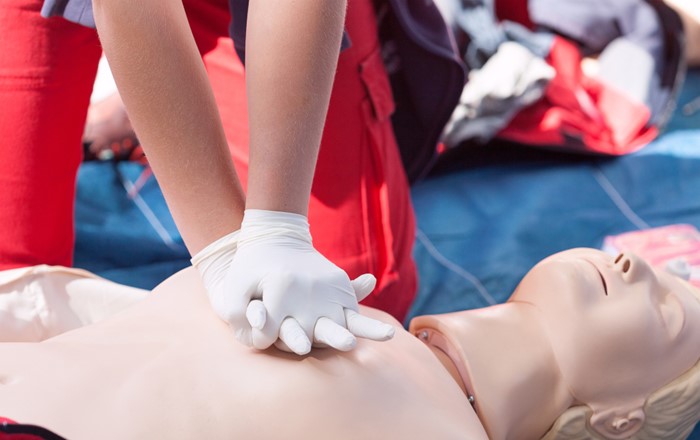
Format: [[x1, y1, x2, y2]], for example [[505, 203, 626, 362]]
[[510, 249, 700, 439]]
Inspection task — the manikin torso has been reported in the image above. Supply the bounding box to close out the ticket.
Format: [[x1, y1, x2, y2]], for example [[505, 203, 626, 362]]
[[0, 268, 487, 440]]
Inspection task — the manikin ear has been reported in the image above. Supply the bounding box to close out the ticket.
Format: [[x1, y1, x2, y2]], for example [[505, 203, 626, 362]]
[[590, 407, 646, 439], [659, 294, 685, 339]]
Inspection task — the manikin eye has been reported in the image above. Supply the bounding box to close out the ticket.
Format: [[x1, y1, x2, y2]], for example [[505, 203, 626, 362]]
[[599, 271, 608, 296], [584, 259, 608, 295]]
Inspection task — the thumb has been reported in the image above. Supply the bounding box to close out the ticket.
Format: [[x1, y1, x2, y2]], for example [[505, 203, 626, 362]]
[[350, 274, 376, 302]]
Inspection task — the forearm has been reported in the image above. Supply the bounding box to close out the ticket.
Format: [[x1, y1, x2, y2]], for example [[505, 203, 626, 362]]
[[245, 0, 347, 215], [93, 0, 245, 254]]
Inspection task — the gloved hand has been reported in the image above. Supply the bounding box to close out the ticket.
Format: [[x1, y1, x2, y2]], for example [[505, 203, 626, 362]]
[[191, 209, 395, 355]]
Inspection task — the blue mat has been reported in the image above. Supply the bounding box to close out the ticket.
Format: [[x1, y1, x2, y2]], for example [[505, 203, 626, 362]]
[[74, 163, 190, 289]]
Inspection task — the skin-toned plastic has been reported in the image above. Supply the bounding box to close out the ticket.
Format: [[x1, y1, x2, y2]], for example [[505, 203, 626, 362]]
[[411, 248, 700, 440], [1, 248, 699, 439], [0, 265, 147, 342], [0, 268, 486, 440]]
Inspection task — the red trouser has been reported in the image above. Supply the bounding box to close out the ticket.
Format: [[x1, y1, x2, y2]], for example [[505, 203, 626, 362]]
[[0, 0, 101, 269], [0, 0, 417, 321]]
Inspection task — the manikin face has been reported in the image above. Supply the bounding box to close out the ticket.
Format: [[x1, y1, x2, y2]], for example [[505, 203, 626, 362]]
[[510, 248, 700, 411]]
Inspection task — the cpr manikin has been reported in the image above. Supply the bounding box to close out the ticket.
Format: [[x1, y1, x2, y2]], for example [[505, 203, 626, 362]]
[[0, 249, 698, 439]]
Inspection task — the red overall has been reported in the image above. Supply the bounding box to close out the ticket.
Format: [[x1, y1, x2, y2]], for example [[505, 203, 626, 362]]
[[0, 0, 417, 321]]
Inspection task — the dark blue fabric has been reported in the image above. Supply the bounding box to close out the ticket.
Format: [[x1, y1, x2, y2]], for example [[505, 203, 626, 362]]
[[409, 69, 700, 437], [381, 0, 467, 181], [74, 163, 190, 289]]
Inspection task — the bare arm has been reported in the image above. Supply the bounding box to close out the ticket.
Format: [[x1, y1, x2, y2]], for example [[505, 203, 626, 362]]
[[93, 0, 245, 254], [93, 0, 347, 254], [245, 0, 347, 214]]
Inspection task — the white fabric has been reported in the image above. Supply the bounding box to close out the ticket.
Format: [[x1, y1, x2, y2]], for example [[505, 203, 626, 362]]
[[445, 41, 555, 144], [0, 265, 148, 342], [191, 209, 394, 355]]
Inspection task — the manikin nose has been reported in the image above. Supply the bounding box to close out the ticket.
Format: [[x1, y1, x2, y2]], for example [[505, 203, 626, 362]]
[[614, 253, 632, 272], [613, 253, 634, 280], [613, 252, 652, 283]]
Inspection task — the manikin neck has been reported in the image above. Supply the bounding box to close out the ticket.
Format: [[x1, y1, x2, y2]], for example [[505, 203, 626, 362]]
[[427, 303, 575, 440]]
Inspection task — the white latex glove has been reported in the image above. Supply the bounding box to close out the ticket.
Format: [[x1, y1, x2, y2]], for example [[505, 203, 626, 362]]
[[192, 210, 394, 356], [247, 273, 392, 355]]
